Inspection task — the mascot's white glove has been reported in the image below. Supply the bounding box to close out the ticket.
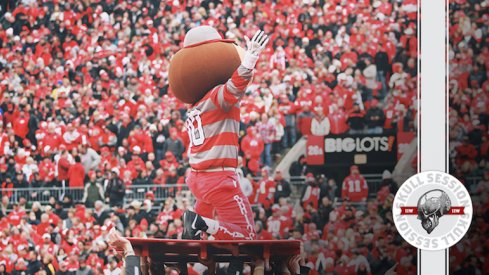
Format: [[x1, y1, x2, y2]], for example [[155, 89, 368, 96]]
[[242, 30, 270, 70]]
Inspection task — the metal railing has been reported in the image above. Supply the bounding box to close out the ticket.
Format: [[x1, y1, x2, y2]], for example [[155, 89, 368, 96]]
[[286, 174, 386, 199], [1, 184, 189, 206], [2, 173, 438, 207]]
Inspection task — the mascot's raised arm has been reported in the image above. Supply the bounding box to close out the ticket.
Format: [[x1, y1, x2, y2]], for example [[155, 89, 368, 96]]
[[168, 25, 269, 245]]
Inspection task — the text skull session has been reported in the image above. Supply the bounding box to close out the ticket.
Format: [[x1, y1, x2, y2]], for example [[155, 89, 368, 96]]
[[393, 171, 473, 251]]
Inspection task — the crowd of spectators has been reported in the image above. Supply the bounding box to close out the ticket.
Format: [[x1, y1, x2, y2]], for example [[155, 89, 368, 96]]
[[0, 167, 414, 275], [448, 0, 489, 274], [0, 0, 421, 274]]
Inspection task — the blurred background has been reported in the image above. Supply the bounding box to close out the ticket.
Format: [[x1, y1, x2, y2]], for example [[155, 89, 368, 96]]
[[448, 0, 489, 274]]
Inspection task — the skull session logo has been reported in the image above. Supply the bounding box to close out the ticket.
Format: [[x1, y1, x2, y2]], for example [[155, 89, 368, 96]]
[[417, 190, 452, 234], [393, 171, 473, 250]]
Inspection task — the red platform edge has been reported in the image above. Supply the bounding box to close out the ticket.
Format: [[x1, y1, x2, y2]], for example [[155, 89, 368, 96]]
[[127, 237, 301, 260], [128, 237, 302, 246]]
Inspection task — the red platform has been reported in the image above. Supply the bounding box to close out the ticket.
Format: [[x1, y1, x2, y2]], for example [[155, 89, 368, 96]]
[[128, 238, 301, 274]]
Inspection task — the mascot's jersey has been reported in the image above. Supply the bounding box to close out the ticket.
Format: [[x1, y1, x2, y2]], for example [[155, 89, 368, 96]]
[[186, 64, 253, 170]]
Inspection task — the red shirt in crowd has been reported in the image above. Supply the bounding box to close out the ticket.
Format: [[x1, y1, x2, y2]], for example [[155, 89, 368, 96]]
[[254, 177, 276, 209], [342, 173, 368, 202], [13, 113, 30, 139], [0, 255, 13, 273], [329, 109, 349, 134], [57, 156, 71, 181], [68, 162, 86, 188], [7, 209, 26, 227], [39, 158, 56, 182], [42, 132, 63, 153], [240, 128, 264, 160], [302, 184, 321, 210], [266, 214, 291, 238]]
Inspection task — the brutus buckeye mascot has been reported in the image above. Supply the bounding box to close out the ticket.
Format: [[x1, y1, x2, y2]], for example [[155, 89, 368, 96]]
[[168, 26, 269, 242]]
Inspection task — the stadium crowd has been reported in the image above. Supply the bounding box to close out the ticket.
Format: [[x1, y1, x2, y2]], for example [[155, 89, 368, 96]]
[[448, 0, 489, 274], [0, 0, 420, 274]]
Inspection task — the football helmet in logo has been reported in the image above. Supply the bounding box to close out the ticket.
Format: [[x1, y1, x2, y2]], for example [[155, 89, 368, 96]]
[[417, 189, 451, 234]]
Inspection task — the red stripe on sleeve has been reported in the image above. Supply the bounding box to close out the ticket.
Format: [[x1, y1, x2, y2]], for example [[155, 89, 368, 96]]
[[223, 86, 240, 105], [231, 70, 251, 91]]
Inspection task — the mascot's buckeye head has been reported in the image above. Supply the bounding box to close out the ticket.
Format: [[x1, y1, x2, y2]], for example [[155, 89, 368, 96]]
[[169, 26, 246, 104]]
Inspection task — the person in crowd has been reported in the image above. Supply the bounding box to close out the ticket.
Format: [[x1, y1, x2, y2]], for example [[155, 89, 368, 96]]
[[328, 104, 349, 134], [26, 251, 42, 275], [54, 261, 74, 275], [256, 114, 276, 168], [0, 264, 9, 275], [56, 149, 72, 191], [53, 200, 67, 220], [68, 156, 85, 189], [273, 170, 291, 202], [81, 171, 105, 208], [297, 104, 314, 136], [317, 196, 333, 230], [163, 128, 184, 162], [78, 145, 101, 174], [268, 108, 285, 160], [342, 165, 369, 202], [237, 169, 253, 200], [301, 174, 321, 210], [76, 257, 93, 275], [253, 167, 276, 210], [103, 258, 121, 275], [289, 155, 308, 177], [278, 94, 297, 149], [92, 201, 109, 226], [104, 168, 125, 208], [365, 99, 385, 134], [241, 127, 264, 173], [311, 106, 330, 136], [42, 254, 56, 275], [347, 103, 366, 134], [7, 202, 25, 227]]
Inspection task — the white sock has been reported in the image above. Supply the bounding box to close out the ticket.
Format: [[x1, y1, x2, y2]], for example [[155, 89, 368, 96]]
[[202, 217, 219, 235]]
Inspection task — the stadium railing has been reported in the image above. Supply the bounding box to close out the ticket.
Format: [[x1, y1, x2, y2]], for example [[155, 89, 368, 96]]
[[3, 173, 447, 207], [1, 184, 189, 206], [286, 174, 385, 199]]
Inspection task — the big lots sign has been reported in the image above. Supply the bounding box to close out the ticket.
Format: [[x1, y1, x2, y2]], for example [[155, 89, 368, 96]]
[[306, 132, 414, 167], [324, 136, 393, 153]]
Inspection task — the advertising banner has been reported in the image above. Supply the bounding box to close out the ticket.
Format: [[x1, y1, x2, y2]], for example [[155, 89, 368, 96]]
[[322, 133, 397, 167], [306, 135, 325, 165], [397, 132, 416, 160]]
